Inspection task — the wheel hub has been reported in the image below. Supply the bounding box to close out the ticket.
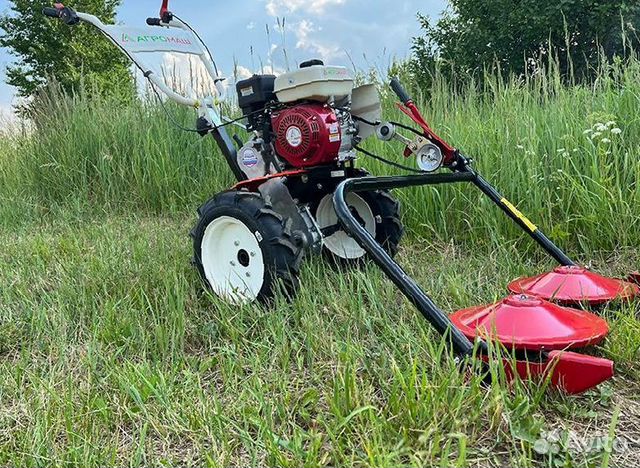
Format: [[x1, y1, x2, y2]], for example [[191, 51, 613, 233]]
[[201, 216, 265, 304], [316, 193, 376, 259]]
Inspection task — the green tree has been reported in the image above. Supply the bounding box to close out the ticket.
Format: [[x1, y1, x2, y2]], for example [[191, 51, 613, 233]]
[[411, 0, 640, 87], [0, 0, 133, 114]]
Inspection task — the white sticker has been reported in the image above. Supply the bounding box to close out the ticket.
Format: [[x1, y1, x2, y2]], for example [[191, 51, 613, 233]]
[[286, 126, 303, 147], [240, 86, 254, 97], [241, 149, 259, 167]]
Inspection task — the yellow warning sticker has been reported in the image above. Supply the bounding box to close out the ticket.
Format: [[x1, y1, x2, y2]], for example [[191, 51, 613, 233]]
[[500, 198, 538, 232]]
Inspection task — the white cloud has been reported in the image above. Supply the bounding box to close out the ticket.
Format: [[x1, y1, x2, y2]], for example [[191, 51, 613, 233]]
[[234, 65, 254, 80], [266, 0, 347, 16], [293, 19, 343, 62]]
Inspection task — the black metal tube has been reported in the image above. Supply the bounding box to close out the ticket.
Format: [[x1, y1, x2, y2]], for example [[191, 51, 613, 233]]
[[461, 165, 575, 266], [210, 127, 247, 182], [334, 174, 479, 357]]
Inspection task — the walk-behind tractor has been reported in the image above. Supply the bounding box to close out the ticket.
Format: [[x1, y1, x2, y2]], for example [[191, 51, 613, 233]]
[[44, 1, 639, 394]]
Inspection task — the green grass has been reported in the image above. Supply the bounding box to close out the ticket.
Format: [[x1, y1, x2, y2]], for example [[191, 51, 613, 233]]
[[1, 58, 640, 466]]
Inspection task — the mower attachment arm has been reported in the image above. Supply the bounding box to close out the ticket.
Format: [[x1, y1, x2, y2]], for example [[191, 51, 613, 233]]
[[459, 164, 575, 266], [334, 172, 479, 357], [333, 172, 610, 394]]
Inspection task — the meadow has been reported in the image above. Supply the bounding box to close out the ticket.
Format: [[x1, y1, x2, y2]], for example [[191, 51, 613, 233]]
[[0, 58, 639, 466]]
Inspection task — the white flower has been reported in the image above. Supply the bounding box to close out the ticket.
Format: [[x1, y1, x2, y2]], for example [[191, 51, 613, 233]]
[[594, 123, 607, 132], [606, 121, 616, 127], [611, 128, 622, 135], [601, 138, 611, 144], [516, 144, 524, 150]]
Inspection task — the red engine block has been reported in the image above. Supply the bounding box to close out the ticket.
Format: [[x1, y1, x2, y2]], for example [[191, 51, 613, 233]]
[[271, 104, 342, 167]]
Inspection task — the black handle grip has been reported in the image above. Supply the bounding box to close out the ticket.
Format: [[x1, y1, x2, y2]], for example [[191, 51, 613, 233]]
[[390, 77, 412, 104], [42, 7, 61, 18], [146, 17, 162, 26]]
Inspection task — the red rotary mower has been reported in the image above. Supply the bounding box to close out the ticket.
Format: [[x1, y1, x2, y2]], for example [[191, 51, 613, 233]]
[[43, 1, 639, 394]]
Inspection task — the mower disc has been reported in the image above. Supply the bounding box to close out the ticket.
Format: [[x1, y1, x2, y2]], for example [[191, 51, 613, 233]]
[[450, 294, 609, 351], [508, 265, 640, 306]]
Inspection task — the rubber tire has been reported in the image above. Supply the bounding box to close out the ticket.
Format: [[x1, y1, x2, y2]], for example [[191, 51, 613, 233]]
[[191, 191, 304, 304], [314, 189, 404, 263]]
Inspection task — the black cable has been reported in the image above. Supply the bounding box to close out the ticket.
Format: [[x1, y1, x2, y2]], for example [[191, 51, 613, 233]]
[[354, 145, 423, 173], [173, 14, 220, 77], [351, 115, 380, 127], [149, 84, 201, 133], [351, 115, 425, 139], [389, 120, 425, 137], [148, 81, 267, 134]]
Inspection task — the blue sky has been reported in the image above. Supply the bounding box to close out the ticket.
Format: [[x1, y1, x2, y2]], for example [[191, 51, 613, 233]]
[[0, 0, 447, 116]]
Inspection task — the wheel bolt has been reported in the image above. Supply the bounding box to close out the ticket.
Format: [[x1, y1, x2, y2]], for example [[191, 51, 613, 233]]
[[230, 261, 236, 266], [245, 272, 251, 277], [250, 251, 256, 257], [234, 241, 240, 246]]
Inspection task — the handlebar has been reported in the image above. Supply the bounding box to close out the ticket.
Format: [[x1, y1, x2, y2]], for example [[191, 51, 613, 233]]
[[42, 7, 60, 18], [42, 5, 80, 25], [390, 77, 412, 105], [146, 17, 162, 26]]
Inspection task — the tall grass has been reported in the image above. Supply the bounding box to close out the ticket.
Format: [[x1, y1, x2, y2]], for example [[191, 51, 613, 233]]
[[1, 56, 639, 467], [2, 55, 640, 256]]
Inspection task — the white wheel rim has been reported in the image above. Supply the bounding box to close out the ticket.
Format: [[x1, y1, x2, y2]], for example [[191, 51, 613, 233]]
[[316, 193, 376, 259], [201, 216, 265, 304]]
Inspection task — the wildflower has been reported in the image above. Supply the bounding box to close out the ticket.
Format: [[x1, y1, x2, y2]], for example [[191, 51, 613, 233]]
[[606, 121, 616, 127], [611, 128, 622, 135], [594, 123, 607, 132], [516, 144, 524, 150], [601, 138, 611, 144]]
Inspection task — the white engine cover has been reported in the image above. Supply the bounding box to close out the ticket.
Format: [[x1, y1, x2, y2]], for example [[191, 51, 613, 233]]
[[275, 65, 354, 103]]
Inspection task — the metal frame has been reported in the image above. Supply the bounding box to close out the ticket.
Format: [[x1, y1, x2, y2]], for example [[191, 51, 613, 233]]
[[45, 5, 247, 182], [333, 154, 575, 359]]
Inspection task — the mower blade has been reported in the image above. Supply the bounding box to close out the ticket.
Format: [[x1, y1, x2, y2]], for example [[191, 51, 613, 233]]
[[510, 350, 614, 394]]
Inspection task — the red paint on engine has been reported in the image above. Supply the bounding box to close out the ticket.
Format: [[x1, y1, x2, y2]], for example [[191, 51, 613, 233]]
[[271, 104, 342, 168]]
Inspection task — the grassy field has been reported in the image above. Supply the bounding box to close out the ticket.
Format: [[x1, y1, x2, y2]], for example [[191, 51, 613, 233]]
[[1, 59, 640, 466]]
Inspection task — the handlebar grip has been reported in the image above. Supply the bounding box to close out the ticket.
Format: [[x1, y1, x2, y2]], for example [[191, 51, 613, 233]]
[[390, 77, 412, 105], [42, 7, 61, 18], [146, 17, 162, 26]]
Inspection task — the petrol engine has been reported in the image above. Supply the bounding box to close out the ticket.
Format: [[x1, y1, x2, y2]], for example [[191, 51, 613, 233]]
[[234, 60, 365, 178]]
